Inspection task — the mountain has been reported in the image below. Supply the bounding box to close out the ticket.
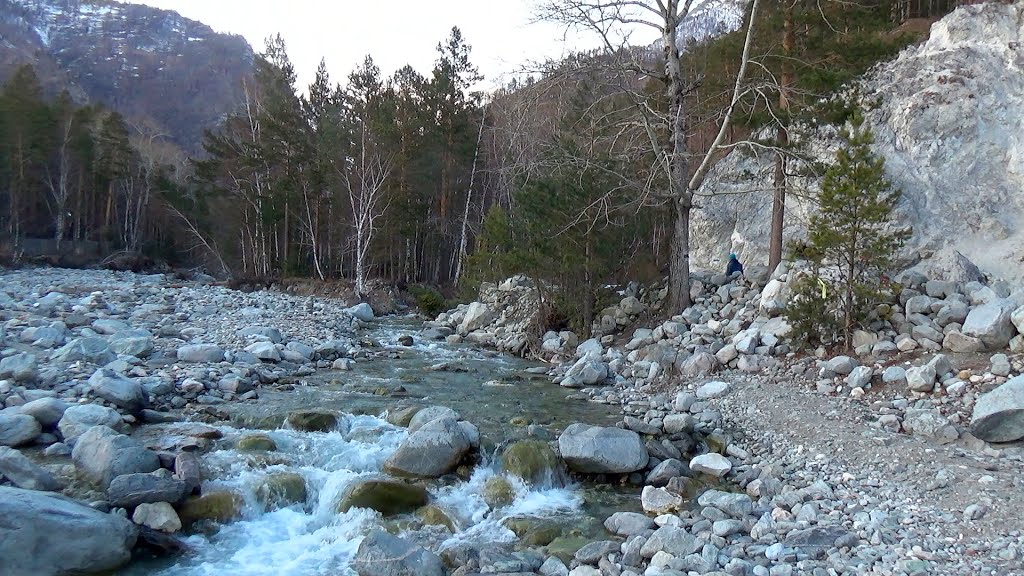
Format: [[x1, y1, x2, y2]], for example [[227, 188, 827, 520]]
[[690, 2, 1024, 281], [0, 0, 255, 151], [677, 0, 748, 48]]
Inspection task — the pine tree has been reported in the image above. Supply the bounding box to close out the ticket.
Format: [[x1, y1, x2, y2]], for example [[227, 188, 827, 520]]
[[787, 116, 908, 349]]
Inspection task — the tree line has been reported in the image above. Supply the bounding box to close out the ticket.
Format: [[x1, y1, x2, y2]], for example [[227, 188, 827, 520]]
[[0, 1, 947, 335]]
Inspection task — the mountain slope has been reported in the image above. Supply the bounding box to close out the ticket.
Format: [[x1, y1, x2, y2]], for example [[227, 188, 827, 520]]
[[0, 0, 254, 151], [690, 2, 1024, 281]]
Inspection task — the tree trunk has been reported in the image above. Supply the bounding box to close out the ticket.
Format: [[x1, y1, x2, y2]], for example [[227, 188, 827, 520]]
[[669, 196, 692, 312], [768, 2, 795, 274]]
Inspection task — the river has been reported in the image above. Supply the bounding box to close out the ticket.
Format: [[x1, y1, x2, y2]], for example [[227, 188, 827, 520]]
[[120, 317, 636, 575]]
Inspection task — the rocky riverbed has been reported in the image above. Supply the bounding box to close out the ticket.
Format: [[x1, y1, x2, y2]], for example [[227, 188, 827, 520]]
[[2, 266, 1022, 576]]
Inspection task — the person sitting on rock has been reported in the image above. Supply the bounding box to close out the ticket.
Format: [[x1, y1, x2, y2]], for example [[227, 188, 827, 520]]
[[726, 253, 744, 278]]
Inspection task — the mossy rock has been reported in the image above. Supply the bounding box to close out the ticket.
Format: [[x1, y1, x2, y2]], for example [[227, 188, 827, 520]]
[[255, 472, 307, 510], [502, 518, 534, 537], [286, 410, 338, 432], [416, 504, 456, 532], [544, 536, 591, 565], [237, 433, 277, 452], [519, 525, 564, 548], [177, 492, 243, 527], [482, 476, 516, 508], [386, 406, 420, 427], [338, 479, 428, 517], [501, 440, 565, 487]]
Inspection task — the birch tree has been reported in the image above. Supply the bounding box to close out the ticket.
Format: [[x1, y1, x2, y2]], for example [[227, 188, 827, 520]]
[[537, 0, 762, 311]]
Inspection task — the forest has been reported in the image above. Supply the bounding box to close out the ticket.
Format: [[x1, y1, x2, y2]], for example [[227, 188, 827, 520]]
[[0, 0, 960, 332]]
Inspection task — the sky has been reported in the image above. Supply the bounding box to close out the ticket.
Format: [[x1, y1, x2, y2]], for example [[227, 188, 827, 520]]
[[133, 0, 591, 91]]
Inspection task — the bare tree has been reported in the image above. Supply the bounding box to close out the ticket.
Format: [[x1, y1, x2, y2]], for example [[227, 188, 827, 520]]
[[536, 0, 761, 311], [343, 122, 394, 296]]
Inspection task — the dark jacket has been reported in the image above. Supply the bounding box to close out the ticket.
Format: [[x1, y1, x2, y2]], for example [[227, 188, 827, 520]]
[[726, 257, 744, 276]]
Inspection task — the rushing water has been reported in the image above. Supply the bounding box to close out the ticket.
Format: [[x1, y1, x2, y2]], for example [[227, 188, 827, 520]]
[[120, 318, 633, 575]]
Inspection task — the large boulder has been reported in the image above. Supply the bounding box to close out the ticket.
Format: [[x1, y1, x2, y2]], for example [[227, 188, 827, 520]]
[[286, 410, 339, 432], [338, 480, 429, 517], [0, 413, 41, 447], [970, 376, 1024, 442], [962, 300, 1017, 349], [407, 406, 459, 433], [383, 417, 471, 478], [557, 424, 648, 474], [352, 529, 444, 576], [109, 336, 154, 358], [347, 303, 375, 322], [71, 426, 161, 489], [0, 486, 137, 575], [57, 404, 124, 442], [457, 302, 494, 334], [88, 368, 147, 413]]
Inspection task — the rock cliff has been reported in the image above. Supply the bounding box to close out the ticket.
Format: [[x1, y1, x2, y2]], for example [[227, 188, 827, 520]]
[[691, 2, 1024, 281]]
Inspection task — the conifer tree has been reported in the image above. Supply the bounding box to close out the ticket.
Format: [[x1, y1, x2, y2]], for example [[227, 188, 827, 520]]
[[787, 115, 908, 349]]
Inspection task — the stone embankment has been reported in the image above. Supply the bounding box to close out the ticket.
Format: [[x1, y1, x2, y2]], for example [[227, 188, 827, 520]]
[[0, 266, 376, 575]]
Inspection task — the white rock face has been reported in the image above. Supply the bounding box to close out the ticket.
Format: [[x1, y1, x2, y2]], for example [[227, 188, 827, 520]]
[[690, 3, 1024, 281]]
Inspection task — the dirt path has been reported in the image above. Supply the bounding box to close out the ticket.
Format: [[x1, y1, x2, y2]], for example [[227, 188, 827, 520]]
[[708, 372, 1024, 575]]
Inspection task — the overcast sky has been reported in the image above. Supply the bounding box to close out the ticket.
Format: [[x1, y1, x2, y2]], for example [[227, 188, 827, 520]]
[[133, 0, 588, 91]]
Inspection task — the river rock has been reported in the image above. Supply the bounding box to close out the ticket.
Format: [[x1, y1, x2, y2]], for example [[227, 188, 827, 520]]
[[110, 336, 154, 358], [176, 344, 226, 363], [338, 479, 428, 516], [678, 351, 719, 377], [52, 337, 116, 365], [286, 410, 339, 432], [962, 300, 1017, 349], [697, 489, 754, 518], [903, 408, 959, 444], [107, 472, 187, 508], [353, 529, 444, 576], [689, 453, 732, 477], [604, 511, 656, 536], [0, 486, 137, 575], [970, 375, 1024, 442], [58, 404, 124, 442], [88, 368, 147, 413], [0, 413, 41, 447], [175, 452, 202, 494], [133, 501, 182, 533], [236, 326, 284, 343], [0, 446, 62, 491], [557, 423, 649, 474], [501, 439, 565, 486], [646, 458, 688, 487], [640, 525, 701, 559], [71, 425, 161, 489], [383, 416, 471, 478], [256, 472, 308, 509], [0, 353, 38, 382], [826, 356, 858, 375], [347, 303, 375, 322], [696, 381, 731, 399], [245, 341, 281, 362], [177, 491, 243, 527], [237, 433, 277, 452], [641, 485, 683, 514], [847, 366, 873, 389], [906, 364, 937, 393], [457, 302, 494, 334], [19, 397, 70, 428], [408, 406, 459, 432]]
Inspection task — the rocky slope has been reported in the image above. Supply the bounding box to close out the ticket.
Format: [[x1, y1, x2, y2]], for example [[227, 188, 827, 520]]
[[691, 2, 1024, 281], [0, 0, 254, 151]]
